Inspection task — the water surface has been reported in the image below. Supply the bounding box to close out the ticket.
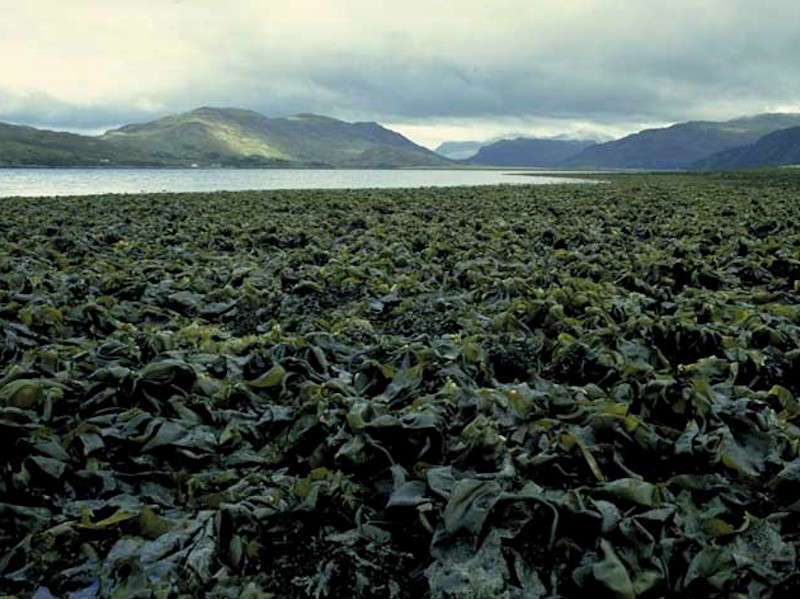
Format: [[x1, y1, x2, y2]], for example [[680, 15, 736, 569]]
[[0, 168, 593, 198]]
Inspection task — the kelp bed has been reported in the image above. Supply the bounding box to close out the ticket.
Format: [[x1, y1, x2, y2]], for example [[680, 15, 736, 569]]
[[3, 172, 800, 599]]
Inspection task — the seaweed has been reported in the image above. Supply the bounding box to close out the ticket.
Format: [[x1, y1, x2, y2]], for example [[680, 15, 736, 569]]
[[3, 171, 800, 597]]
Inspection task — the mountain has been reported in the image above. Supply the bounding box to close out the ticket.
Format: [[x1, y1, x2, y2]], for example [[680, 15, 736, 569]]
[[434, 141, 484, 160], [692, 126, 800, 170], [561, 113, 800, 170], [469, 137, 596, 167], [434, 131, 612, 162], [0, 123, 152, 166], [8, 108, 800, 171], [0, 107, 450, 168]]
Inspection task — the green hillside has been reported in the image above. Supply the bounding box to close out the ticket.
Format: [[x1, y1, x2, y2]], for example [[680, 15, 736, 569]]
[[0, 108, 450, 168], [0, 123, 150, 167]]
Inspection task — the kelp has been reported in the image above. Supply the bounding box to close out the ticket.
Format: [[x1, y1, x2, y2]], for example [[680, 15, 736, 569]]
[[3, 171, 800, 597]]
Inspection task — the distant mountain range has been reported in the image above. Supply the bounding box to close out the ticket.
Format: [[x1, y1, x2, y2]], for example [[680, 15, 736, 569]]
[[692, 125, 800, 170], [435, 131, 610, 162], [469, 138, 597, 167], [0, 107, 449, 168], [434, 113, 800, 170], [3, 107, 800, 171], [560, 114, 800, 170]]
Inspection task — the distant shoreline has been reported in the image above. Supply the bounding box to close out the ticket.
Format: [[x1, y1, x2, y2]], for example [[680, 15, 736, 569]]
[[0, 164, 640, 173]]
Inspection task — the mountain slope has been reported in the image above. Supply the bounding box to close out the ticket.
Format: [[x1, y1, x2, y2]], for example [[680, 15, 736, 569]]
[[470, 137, 596, 167], [562, 113, 800, 170], [692, 126, 800, 170], [0, 123, 151, 166], [0, 108, 450, 168], [102, 107, 449, 167], [101, 107, 292, 165]]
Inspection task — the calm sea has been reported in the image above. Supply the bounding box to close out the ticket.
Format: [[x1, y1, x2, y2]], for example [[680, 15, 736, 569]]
[[0, 168, 594, 198]]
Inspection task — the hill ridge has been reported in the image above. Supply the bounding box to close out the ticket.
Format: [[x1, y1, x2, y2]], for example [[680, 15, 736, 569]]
[[692, 125, 800, 170], [0, 107, 449, 168], [561, 112, 800, 169]]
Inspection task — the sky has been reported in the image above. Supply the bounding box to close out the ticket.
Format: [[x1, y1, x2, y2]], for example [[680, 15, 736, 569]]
[[2, 0, 800, 148]]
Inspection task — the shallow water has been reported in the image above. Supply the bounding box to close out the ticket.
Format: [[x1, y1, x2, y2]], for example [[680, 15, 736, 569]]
[[0, 168, 594, 198]]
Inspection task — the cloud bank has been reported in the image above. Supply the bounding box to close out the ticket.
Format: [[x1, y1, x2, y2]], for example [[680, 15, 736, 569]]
[[2, 0, 800, 145]]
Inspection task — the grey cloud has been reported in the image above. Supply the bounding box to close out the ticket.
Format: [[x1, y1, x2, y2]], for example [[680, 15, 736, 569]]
[[0, 91, 159, 131], [2, 0, 800, 137]]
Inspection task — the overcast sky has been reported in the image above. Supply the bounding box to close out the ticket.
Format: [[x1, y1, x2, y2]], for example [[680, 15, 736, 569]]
[[2, 0, 800, 147]]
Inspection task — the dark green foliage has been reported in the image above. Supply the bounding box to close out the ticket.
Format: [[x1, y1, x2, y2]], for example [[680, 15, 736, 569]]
[[3, 171, 800, 597]]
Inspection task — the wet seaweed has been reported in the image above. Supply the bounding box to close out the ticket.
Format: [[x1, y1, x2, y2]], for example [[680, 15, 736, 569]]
[[3, 171, 800, 598]]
